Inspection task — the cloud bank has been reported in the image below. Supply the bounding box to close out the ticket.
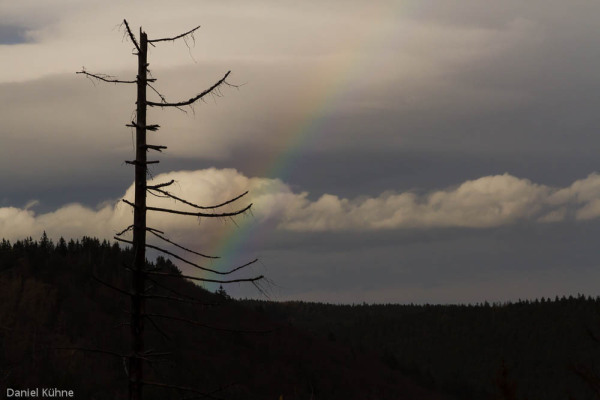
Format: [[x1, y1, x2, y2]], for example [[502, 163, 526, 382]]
[[2, 168, 600, 244]]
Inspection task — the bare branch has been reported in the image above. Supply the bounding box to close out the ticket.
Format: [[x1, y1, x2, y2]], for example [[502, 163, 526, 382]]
[[148, 82, 166, 103], [123, 19, 141, 53], [116, 225, 134, 236], [252, 278, 274, 300], [146, 243, 218, 273], [144, 315, 171, 342], [147, 229, 219, 259], [147, 242, 257, 275], [125, 160, 160, 165], [142, 144, 167, 152], [114, 237, 134, 245], [126, 121, 160, 131], [147, 180, 175, 190], [148, 25, 201, 44], [121, 199, 135, 210], [121, 199, 253, 218], [148, 188, 170, 200], [148, 203, 252, 218], [76, 70, 138, 84], [144, 270, 264, 285], [92, 273, 133, 297], [145, 276, 220, 305], [147, 80, 189, 113], [147, 71, 232, 108], [114, 237, 255, 275], [146, 227, 165, 235], [148, 188, 249, 210]]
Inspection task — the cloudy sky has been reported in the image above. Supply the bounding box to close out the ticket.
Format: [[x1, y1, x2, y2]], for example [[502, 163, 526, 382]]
[[2, 0, 600, 304]]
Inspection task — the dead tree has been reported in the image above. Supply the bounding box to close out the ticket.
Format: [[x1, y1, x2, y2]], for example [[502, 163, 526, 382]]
[[78, 20, 263, 400]]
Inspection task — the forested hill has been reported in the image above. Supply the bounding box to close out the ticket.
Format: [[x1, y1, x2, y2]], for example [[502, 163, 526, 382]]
[[243, 297, 600, 400], [0, 235, 450, 400], [2, 235, 599, 399]]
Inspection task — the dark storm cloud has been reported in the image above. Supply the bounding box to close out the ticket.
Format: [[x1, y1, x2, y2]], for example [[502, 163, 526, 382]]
[[230, 221, 600, 304], [3, 1, 600, 205]]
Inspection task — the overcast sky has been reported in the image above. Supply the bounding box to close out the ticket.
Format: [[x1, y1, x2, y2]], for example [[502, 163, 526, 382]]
[[2, 0, 600, 304]]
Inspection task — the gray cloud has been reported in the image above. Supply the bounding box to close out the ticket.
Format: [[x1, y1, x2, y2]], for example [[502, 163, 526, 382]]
[[2, 1, 600, 191], [3, 1, 600, 303]]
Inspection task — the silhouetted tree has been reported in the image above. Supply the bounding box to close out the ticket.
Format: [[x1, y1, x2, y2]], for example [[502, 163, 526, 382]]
[[78, 20, 263, 400], [216, 285, 231, 301]]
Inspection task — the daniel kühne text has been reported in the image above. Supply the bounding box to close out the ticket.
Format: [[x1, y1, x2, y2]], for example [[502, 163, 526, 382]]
[[6, 388, 75, 398]]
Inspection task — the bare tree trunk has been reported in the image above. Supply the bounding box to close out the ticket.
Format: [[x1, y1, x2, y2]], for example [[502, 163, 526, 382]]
[[78, 21, 264, 399], [130, 30, 148, 400]]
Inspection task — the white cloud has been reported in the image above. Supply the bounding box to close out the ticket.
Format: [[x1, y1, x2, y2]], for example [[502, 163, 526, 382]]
[[281, 173, 551, 230], [3, 169, 600, 245]]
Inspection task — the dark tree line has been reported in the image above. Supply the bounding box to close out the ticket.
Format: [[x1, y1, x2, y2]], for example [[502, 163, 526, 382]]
[[7, 234, 600, 399], [4, 234, 600, 400], [245, 297, 600, 400], [0, 235, 449, 400]]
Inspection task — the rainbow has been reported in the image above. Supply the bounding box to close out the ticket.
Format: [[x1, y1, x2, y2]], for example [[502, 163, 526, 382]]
[[207, 3, 396, 292]]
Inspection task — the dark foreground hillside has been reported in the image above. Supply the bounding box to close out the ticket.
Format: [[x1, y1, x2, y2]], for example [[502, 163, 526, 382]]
[[0, 236, 450, 400], [245, 298, 600, 400]]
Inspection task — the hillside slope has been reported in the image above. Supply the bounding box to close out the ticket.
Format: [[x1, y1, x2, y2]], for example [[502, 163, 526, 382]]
[[246, 298, 600, 399], [0, 236, 451, 400]]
